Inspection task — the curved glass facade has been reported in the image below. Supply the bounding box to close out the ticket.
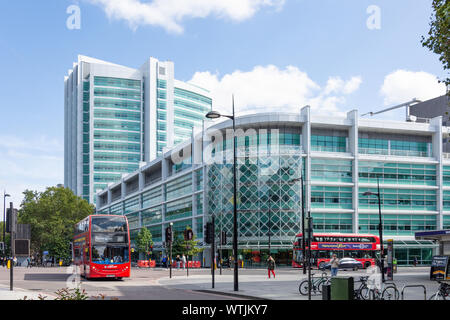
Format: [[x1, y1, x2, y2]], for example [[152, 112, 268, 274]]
[[207, 129, 303, 248]]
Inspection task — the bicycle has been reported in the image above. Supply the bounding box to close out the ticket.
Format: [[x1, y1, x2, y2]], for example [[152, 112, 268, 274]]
[[369, 283, 399, 300], [298, 272, 330, 295], [354, 276, 370, 300], [429, 281, 449, 300]]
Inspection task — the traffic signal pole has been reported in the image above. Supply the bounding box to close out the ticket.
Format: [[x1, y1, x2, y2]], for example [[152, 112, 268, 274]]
[[211, 216, 215, 289], [9, 202, 14, 291]]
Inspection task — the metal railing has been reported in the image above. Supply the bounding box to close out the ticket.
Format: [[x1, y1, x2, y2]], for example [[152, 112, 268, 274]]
[[401, 284, 427, 300], [359, 148, 429, 158]]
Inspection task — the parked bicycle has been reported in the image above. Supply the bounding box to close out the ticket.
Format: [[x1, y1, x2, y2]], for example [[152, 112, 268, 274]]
[[429, 281, 449, 300], [354, 276, 370, 300], [298, 272, 330, 295], [355, 276, 399, 300]]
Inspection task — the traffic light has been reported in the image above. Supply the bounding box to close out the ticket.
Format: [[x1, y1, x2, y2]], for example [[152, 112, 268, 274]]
[[6, 208, 17, 233], [165, 226, 173, 243], [204, 222, 214, 244], [220, 231, 227, 245], [184, 229, 193, 241]]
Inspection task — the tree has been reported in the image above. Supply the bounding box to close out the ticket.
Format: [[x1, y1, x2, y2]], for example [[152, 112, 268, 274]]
[[172, 228, 203, 261], [136, 227, 153, 260], [18, 186, 93, 262], [421, 0, 450, 86]]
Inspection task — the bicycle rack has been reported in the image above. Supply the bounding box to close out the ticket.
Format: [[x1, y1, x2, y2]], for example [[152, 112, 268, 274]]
[[401, 285, 427, 300]]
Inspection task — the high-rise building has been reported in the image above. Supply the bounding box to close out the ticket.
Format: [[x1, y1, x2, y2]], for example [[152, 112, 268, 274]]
[[64, 55, 212, 204]]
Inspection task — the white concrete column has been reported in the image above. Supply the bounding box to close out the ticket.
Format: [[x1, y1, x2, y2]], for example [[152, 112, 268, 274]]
[[347, 109, 359, 233], [300, 106, 311, 213], [431, 116, 444, 229]]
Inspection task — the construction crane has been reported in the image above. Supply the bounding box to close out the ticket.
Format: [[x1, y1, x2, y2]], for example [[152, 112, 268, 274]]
[[361, 98, 422, 121]]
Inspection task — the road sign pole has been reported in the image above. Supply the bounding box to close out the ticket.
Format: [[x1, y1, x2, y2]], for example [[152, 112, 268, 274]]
[[211, 216, 215, 289], [9, 202, 14, 291]]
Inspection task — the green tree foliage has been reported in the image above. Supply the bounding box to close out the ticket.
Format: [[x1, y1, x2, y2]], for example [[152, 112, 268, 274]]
[[422, 0, 450, 86], [171, 228, 203, 260], [136, 227, 153, 259], [18, 186, 94, 261]]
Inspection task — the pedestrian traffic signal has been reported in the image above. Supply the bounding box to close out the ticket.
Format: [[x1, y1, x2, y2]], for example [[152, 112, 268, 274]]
[[165, 226, 173, 243], [6, 208, 17, 233], [220, 231, 227, 245], [204, 222, 214, 244], [184, 229, 193, 241]]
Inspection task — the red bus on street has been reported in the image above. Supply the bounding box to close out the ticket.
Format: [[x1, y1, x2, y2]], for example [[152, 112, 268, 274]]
[[73, 215, 131, 279], [292, 233, 380, 269]]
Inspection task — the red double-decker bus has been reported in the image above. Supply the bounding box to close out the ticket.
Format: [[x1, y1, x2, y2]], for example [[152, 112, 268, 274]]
[[73, 215, 131, 279], [292, 233, 380, 269]]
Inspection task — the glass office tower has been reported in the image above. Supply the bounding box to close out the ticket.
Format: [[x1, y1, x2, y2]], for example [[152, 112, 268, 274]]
[[64, 55, 211, 204]]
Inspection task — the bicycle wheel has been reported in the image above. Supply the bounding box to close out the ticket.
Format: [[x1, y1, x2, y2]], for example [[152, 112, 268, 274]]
[[299, 280, 309, 295], [429, 293, 445, 300], [316, 279, 327, 293], [382, 286, 399, 300], [359, 287, 370, 300]]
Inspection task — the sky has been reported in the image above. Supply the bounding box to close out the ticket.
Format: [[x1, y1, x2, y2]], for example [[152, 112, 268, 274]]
[[0, 0, 447, 210]]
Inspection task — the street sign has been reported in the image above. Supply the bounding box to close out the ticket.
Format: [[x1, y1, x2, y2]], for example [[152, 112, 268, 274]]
[[43, 251, 49, 255]]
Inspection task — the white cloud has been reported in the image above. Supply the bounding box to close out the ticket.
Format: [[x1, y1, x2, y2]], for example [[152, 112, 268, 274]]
[[189, 65, 362, 117], [324, 76, 362, 95], [88, 0, 285, 33], [0, 135, 63, 209], [380, 70, 446, 106]]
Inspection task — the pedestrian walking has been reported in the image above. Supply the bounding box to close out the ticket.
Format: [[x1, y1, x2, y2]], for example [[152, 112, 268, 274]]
[[162, 255, 168, 269], [267, 256, 276, 279], [176, 255, 180, 269], [182, 254, 186, 270], [413, 257, 418, 267], [330, 254, 340, 277]]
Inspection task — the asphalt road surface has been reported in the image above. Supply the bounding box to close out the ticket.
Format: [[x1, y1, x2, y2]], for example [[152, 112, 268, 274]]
[[0, 266, 243, 300]]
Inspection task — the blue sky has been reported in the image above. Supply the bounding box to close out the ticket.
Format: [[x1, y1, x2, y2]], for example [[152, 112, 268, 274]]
[[0, 0, 447, 207]]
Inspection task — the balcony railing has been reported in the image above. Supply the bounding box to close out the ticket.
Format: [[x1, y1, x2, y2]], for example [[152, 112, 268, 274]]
[[359, 148, 429, 158], [311, 145, 348, 153]]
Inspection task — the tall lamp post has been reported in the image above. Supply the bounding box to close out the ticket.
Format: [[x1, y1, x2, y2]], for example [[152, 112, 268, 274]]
[[3, 192, 10, 256], [289, 176, 307, 275], [363, 178, 385, 283], [205, 96, 239, 291]]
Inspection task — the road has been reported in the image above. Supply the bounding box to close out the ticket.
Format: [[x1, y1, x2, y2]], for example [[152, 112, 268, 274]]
[[0, 266, 242, 300], [0, 265, 442, 300]]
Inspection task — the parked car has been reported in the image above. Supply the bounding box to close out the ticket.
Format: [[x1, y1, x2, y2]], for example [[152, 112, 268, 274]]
[[320, 257, 363, 271]]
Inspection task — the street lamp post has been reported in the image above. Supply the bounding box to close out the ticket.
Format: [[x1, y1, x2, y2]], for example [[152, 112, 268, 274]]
[[363, 178, 385, 283], [205, 96, 239, 291], [289, 175, 307, 275], [3, 192, 10, 257]]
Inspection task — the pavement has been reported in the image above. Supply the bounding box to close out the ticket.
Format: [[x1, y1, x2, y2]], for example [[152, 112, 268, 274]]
[[0, 266, 442, 300], [0, 284, 56, 300], [158, 267, 441, 300]]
